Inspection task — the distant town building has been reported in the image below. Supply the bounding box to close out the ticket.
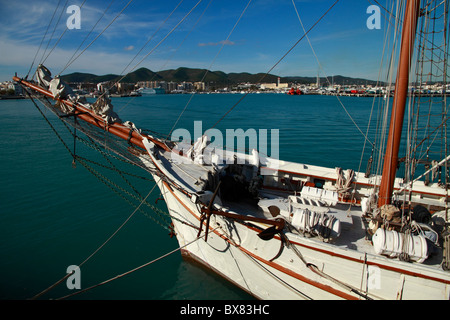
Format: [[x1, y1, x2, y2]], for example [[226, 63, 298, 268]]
[[0, 81, 23, 95], [194, 82, 205, 91], [260, 82, 288, 90]]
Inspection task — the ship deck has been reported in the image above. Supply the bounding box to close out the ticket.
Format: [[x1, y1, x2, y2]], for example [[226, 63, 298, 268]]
[[157, 148, 446, 271]]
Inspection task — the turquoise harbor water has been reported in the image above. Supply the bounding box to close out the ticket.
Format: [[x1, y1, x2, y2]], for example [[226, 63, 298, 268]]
[[0, 93, 384, 300]]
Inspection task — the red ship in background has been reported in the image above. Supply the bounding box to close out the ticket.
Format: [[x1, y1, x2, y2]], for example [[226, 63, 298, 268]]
[[287, 87, 302, 95]]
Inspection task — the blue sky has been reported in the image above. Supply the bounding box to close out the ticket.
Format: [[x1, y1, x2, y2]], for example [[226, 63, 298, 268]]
[[0, 0, 388, 82]]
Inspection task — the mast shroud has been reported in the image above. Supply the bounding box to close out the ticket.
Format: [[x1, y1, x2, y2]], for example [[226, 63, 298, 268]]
[[378, 0, 421, 207]]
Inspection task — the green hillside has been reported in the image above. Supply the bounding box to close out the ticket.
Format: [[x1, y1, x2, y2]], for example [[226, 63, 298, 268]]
[[60, 67, 379, 86]]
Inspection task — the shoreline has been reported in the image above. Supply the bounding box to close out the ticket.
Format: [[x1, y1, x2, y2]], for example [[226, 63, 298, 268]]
[[0, 92, 447, 101], [0, 95, 26, 100]]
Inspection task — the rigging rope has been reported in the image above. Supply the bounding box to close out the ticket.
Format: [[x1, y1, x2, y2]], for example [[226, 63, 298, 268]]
[[53, 0, 133, 72], [57, 0, 116, 76], [373, 0, 404, 184], [117, 0, 214, 114], [21, 88, 178, 299], [117, 0, 185, 79], [279, 231, 375, 300], [39, 0, 70, 66], [23, 104, 159, 299], [81, 184, 157, 267], [369, 0, 402, 28], [26, 0, 62, 78], [103, 0, 204, 97], [167, 0, 253, 139], [406, 0, 449, 188], [42, 93, 196, 230], [209, 0, 340, 130], [23, 85, 209, 298], [55, 231, 209, 300], [41, 0, 88, 66], [292, 0, 376, 154], [30, 176, 159, 300]]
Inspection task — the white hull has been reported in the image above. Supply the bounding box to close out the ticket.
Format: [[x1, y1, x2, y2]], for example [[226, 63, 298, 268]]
[[141, 139, 450, 300], [155, 176, 449, 300]]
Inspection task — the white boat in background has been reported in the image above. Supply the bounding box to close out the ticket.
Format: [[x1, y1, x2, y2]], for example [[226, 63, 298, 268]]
[[13, 0, 450, 299], [138, 87, 166, 95]]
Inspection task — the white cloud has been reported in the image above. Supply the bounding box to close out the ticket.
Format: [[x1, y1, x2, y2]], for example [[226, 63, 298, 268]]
[[0, 1, 170, 81], [0, 36, 140, 80], [198, 40, 236, 47]]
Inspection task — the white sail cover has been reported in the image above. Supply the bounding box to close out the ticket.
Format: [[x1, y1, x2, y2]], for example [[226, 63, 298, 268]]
[[48, 76, 74, 100], [91, 94, 121, 124], [35, 64, 52, 88]]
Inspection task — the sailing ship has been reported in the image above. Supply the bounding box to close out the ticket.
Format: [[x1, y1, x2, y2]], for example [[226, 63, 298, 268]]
[[13, 0, 450, 299]]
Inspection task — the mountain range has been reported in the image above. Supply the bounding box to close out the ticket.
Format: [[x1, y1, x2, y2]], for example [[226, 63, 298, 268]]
[[60, 67, 380, 86]]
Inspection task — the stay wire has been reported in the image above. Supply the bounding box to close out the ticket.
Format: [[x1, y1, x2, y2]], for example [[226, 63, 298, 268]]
[[117, 0, 214, 114], [55, 231, 210, 300], [26, 0, 62, 78], [58, 0, 115, 76], [22, 88, 167, 299], [103, 0, 204, 97], [51, 0, 133, 69], [117, 0, 185, 79], [40, 0, 78, 66], [167, 0, 253, 139], [210, 0, 340, 130], [30, 182, 158, 300], [292, 0, 376, 151]]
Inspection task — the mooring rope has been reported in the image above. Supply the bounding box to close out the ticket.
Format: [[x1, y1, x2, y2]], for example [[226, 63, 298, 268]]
[[30, 183, 158, 300], [23, 87, 206, 299], [55, 231, 210, 300], [279, 231, 376, 300]]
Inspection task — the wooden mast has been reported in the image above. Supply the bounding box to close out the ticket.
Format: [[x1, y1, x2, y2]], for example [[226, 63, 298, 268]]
[[378, 0, 421, 207]]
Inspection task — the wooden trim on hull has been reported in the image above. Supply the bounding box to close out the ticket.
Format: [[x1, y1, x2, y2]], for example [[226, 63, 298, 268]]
[[162, 180, 359, 300], [238, 222, 450, 286], [287, 238, 450, 286], [179, 248, 259, 300], [262, 166, 448, 202], [161, 180, 450, 299]]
